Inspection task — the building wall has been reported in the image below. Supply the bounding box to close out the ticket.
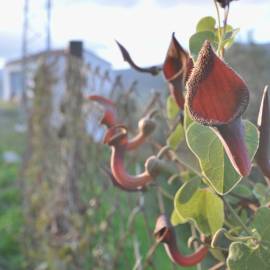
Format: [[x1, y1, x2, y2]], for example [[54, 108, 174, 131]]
[[2, 62, 22, 101], [2, 49, 114, 142], [83, 50, 113, 98], [2, 49, 113, 101]]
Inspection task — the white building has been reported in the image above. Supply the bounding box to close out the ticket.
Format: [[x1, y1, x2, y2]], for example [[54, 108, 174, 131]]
[[2, 41, 113, 102], [2, 41, 115, 142]]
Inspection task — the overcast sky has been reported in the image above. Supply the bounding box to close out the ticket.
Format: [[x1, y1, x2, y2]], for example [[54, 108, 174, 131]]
[[0, 0, 269, 69]]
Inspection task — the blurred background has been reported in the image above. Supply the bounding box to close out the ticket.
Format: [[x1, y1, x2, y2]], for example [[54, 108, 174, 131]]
[[0, 0, 269, 269]]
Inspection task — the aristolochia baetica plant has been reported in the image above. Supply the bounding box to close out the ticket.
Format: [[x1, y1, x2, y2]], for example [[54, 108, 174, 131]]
[[89, 0, 270, 269]]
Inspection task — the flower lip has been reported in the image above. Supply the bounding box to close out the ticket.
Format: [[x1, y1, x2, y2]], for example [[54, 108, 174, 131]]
[[154, 215, 209, 266], [154, 215, 173, 243], [187, 40, 249, 126], [88, 95, 117, 127], [103, 125, 128, 146], [115, 40, 162, 76], [163, 33, 190, 82], [88, 95, 115, 107]]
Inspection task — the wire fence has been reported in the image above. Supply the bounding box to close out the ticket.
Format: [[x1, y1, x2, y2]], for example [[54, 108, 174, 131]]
[[19, 56, 181, 270]]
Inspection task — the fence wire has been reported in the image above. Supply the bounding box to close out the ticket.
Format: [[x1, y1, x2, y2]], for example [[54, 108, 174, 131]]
[[20, 57, 180, 270]]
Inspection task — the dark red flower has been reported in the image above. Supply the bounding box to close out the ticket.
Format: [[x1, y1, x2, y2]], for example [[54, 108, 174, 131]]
[[104, 126, 153, 190], [154, 215, 209, 266], [186, 41, 251, 176], [255, 86, 270, 185], [163, 33, 193, 110]]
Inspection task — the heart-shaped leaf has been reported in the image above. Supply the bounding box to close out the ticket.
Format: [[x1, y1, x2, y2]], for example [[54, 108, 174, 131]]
[[167, 124, 185, 150], [174, 185, 224, 235], [186, 120, 259, 194], [189, 31, 217, 60], [170, 208, 187, 226], [196, 16, 216, 33]]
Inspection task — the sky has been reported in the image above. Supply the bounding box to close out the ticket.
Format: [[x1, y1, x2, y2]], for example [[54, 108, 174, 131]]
[[0, 0, 269, 69]]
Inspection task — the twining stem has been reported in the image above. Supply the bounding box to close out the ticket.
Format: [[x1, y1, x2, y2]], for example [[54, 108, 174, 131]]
[[223, 4, 230, 35], [213, 0, 231, 58], [158, 186, 174, 201], [157, 145, 171, 159], [213, 0, 222, 56], [155, 145, 203, 177], [173, 154, 202, 177], [223, 198, 253, 236], [224, 232, 257, 242], [191, 225, 202, 270]]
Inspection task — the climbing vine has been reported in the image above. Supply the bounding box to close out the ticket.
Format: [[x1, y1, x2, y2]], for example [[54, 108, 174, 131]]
[[90, 1, 270, 269]]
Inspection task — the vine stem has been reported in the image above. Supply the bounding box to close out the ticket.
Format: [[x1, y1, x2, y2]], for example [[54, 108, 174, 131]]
[[191, 225, 202, 270], [155, 145, 203, 177], [223, 198, 253, 236], [213, 0, 222, 56], [172, 154, 202, 177], [156, 145, 171, 159], [223, 4, 230, 35]]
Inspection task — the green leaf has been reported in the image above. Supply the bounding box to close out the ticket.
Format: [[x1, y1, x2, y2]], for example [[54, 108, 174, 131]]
[[233, 184, 253, 199], [174, 186, 224, 235], [252, 207, 270, 241], [186, 120, 259, 194], [215, 26, 239, 49], [215, 25, 234, 38], [253, 183, 270, 206], [227, 208, 270, 270], [196, 16, 216, 33], [223, 28, 240, 49], [210, 248, 226, 262], [189, 31, 217, 60], [167, 124, 185, 150], [177, 178, 200, 204], [166, 95, 179, 120], [171, 208, 187, 226], [227, 242, 270, 270], [211, 228, 231, 250]]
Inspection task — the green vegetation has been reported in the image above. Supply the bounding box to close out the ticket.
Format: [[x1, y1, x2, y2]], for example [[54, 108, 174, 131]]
[[0, 105, 26, 269]]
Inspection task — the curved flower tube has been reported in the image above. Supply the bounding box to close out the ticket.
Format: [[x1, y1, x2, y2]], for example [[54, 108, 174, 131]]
[[154, 215, 209, 267], [186, 41, 250, 176], [103, 167, 147, 192], [126, 111, 157, 150], [163, 33, 194, 110], [88, 95, 117, 128], [104, 126, 153, 189], [89, 95, 156, 149], [116, 40, 162, 76], [255, 86, 270, 184]]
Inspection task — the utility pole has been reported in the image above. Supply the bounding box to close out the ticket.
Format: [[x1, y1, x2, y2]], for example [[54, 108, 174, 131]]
[[46, 0, 52, 52], [21, 0, 52, 107], [21, 0, 29, 108]]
